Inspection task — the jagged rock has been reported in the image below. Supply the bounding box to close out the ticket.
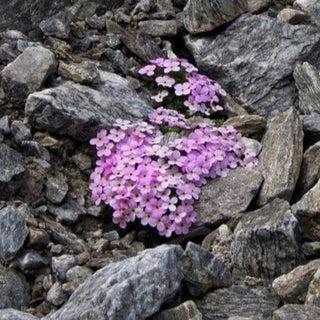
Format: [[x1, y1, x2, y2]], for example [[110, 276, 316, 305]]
[[295, 0, 320, 27], [181, 242, 231, 297], [45, 173, 68, 204], [273, 304, 320, 320], [25, 71, 152, 141], [195, 167, 263, 226], [202, 224, 233, 268], [292, 178, 320, 241], [18, 251, 50, 273], [0, 269, 30, 310], [247, 0, 272, 12], [306, 267, 320, 306], [152, 301, 202, 320], [258, 108, 303, 206], [277, 8, 309, 24], [86, 14, 106, 30], [183, 0, 248, 34], [0, 204, 29, 262], [66, 265, 93, 284], [52, 254, 77, 282], [39, 12, 70, 39], [44, 245, 184, 320], [58, 60, 101, 85], [1, 46, 57, 100], [0, 43, 18, 63], [47, 282, 68, 307], [296, 141, 320, 198], [223, 115, 266, 136], [21, 141, 51, 162], [185, 14, 320, 115], [11, 120, 32, 143], [0, 309, 38, 320], [138, 20, 177, 37], [272, 260, 320, 303], [232, 199, 305, 284], [294, 62, 320, 114], [0, 143, 25, 183], [195, 286, 280, 320]]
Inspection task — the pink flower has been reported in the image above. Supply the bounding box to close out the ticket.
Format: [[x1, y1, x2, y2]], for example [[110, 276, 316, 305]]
[[138, 64, 156, 76], [163, 59, 180, 73], [155, 75, 175, 87], [174, 83, 191, 96], [90, 129, 109, 148], [151, 90, 169, 102]]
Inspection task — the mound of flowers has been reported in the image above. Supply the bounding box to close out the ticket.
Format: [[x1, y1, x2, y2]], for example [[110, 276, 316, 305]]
[[89, 58, 257, 237]]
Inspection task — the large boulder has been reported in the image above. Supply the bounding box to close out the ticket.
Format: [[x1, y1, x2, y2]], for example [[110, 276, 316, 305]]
[[44, 245, 184, 320], [232, 199, 305, 284], [185, 14, 320, 115], [273, 304, 320, 320], [25, 71, 152, 141]]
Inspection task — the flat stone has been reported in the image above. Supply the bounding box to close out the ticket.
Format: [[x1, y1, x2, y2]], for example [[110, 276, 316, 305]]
[[0, 204, 29, 262], [152, 301, 202, 320], [183, 0, 248, 34], [139, 20, 177, 37], [181, 242, 231, 297], [195, 167, 263, 226], [273, 304, 320, 320], [185, 14, 320, 115], [44, 245, 184, 320], [1, 46, 57, 100], [272, 259, 320, 303], [277, 8, 309, 24], [223, 115, 266, 136], [292, 178, 320, 241], [247, 0, 272, 12], [0, 143, 25, 183], [0, 269, 30, 310], [0, 309, 38, 320], [58, 60, 101, 85], [25, 71, 152, 141], [294, 62, 320, 114], [306, 267, 320, 306], [232, 199, 305, 284], [257, 108, 303, 206], [195, 286, 280, 320], [45, 173, 68, 204], [296, 141, 320, 198]]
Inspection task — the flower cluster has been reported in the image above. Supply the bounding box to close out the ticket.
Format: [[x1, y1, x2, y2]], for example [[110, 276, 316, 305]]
[[139, 58, 226, 116], [89, 115, 257, 237]]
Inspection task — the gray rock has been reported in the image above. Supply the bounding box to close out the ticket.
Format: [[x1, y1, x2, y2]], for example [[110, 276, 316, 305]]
[[48, 199, 85, 224], [0, 269, 30, 310], [44, 245, 184, 320], [277, 8, 309, 24], [303, 113, 320, 134], [272, 259, 320, 303], [195, 167, 263, 226], [247, 0, 272, 12], [45, 173, 68, 204], [296, 141, 320, 198], [111, 50, 128, 75], [292, 178, 320, 241], [1, 47, 57, 100], [273, 304, 320, 320], [181, 242, 231, 297], [0, 143, 25, 183], [16, 40, 42, 53], [139, 20, 177, 37], [294, 62, 320, 114], [195, 286, 280, 320], [185, 14, 320, 116], [51, 254, 77, 282], [39, 12, 70, 39], [306, 267, 320, 306], [295, 0, 320, 27], [0, 309, 38, 320], [202, 224, 233, 268], [25, 71, 152, 141], [302, 241, 320, 257], [11, 120, 31, 143], [241, 137, 262, 156], [183, 0, 248, 34], [152, 301, 202, 320], [0, 43, 18, 63], [0, 204, 29, 262], [66, 265, 93, 284], [21, 141, 51, 162], [232, 199, 305, 284], [104, 33, 121, 49], [0, 116, 10, 134], [258, 108, 303, 206], [58, 60, 101, 85], [223, 115, 266, 137], [18, 251, 50, 273], [47, 282, 68, 307], [86, 14, 106, 30]]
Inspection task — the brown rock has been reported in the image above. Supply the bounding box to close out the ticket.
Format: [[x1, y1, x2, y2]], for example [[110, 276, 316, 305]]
[[306, 267, 320, 306], [247, 0, 272, 12], [224, 115, 266, 136], [277, 8, 309, 24]]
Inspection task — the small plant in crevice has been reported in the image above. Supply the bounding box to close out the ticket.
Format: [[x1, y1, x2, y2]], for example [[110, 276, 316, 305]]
[[89, 58, 258, 237]]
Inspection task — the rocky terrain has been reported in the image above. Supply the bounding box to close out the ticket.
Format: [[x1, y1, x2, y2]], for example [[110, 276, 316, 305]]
[[1, 0, 320, 319]]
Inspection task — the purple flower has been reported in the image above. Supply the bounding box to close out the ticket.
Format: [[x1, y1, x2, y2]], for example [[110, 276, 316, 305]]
[[138, 64, 156, 76], [155, 75, 175, 87], [174, 83, 191, 96]]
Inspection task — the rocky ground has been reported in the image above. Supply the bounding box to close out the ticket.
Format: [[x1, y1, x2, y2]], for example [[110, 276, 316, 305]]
[[1, 0, 320, 319]]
